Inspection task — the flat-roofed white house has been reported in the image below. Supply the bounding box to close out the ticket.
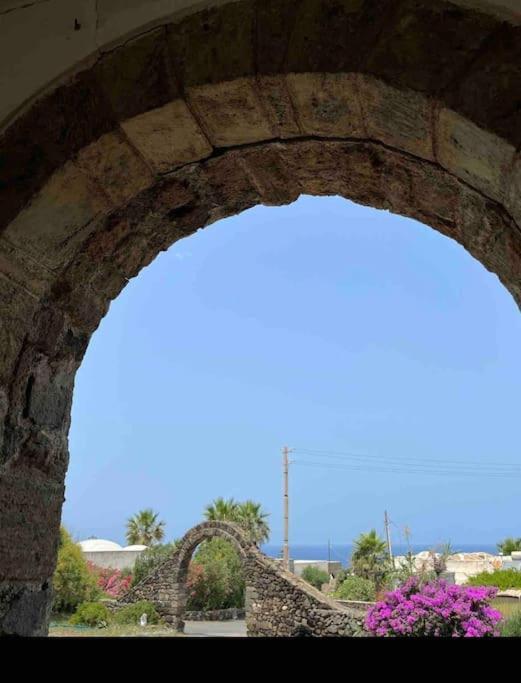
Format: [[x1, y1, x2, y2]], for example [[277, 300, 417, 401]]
[[78, 538, 148, 570]]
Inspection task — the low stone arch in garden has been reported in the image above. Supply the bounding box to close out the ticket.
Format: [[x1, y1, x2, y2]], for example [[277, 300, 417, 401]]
[[116, 520, 365, 636]]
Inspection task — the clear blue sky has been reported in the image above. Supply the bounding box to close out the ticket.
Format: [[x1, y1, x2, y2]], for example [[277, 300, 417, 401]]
[[63, 195, 521, 548]]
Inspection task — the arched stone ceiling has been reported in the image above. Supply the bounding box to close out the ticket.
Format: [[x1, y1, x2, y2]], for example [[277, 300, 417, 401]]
[[0, 0, 520, 636]]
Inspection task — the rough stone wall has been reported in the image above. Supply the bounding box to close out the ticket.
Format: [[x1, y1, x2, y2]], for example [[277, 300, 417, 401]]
[[116, 521, 365, 637], [184, 607, 245, 621], [1, 0, 521, 635]]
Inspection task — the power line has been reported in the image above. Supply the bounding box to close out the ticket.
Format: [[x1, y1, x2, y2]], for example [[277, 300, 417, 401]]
[[292, 447, 521, 471], [292, 459, 521, 479]]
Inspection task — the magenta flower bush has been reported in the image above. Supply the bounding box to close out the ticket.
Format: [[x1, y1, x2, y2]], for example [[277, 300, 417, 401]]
[[365, 577, 502, 637]]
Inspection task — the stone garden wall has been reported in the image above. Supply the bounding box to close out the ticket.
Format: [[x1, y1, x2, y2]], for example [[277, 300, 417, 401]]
[[184, 608, 245, 622], [116, 521, 365, 637]]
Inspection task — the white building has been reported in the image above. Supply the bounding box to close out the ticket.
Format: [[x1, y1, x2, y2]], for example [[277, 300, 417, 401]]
[[394, 550, 521, 585], [78, 538, 148, 570]]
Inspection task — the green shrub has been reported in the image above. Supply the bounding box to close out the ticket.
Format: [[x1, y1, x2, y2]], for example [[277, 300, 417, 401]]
[[70, 602, 111, 628], [500, 612, 521, 637], [131, 543, 177, 587], [187, 538, 245, 611], [301, 566, 330, 590], [53, 527, 101, 613], [334, 574, 376, 601], [466, 569, 521, 591], [113, 601, 160, 625]]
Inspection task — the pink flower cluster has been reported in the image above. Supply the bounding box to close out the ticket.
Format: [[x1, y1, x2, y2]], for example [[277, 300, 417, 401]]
[[87, 562, 132, 598], [365, 577, 502, 638]]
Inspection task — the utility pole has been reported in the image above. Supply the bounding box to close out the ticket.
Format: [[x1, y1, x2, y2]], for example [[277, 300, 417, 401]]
[[282, 446, 292, 571], [384, 510, 394, 568], [328, 538, 331, 563]]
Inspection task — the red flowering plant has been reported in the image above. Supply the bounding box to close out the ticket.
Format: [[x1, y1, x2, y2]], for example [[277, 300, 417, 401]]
[[365, 577, 502, 638], [186, 563, 207, 610], [86, 562, 132, 598]]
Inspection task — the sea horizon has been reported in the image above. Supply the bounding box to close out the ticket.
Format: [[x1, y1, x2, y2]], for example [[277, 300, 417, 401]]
[[261, 543, 499, 567]]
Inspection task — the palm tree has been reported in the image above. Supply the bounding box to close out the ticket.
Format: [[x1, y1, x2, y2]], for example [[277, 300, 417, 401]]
[[125, 508, 165, 546], [351, 529, 389, 589], [204, 497, 270, 545], [236, 500, 270, 545], [352, 529, 387, 562], [497, 537, 521, 556], [204, 497, 239, 522]]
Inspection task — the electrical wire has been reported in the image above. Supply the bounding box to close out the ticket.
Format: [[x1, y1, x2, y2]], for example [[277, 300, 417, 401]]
[[291, 459, 521, 479], [292, 447, 521, 471]]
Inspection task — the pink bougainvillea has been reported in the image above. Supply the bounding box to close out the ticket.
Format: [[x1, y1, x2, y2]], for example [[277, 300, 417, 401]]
[[365, 577, 502, 638], [87, 562, 132, 598]]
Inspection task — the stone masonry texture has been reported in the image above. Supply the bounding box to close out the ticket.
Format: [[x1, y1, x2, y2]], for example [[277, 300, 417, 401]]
[[115, 521, 366, 637], [0, 0, 520, 635]]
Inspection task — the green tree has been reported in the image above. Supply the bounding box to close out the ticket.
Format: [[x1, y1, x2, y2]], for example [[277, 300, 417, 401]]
[[204, 497, 270, 545], [334, 575, 376, 602], [187, 538, 245, 611], [236, 500, 270, 545], [351, 529, 391, 590], [52, 527, 100, 613], [125, 508, 165, 546], [497, 537, 521, 556], [301, 566, 329, 590], [204, 497, 239, 522]]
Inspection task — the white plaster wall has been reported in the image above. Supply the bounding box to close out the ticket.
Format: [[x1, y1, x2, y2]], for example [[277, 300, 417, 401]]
[[81, 549, 144, 570]]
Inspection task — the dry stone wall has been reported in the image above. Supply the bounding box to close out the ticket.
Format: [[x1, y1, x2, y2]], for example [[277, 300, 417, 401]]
[[184, 607, 245, 621], [116, 521, 365, 637]]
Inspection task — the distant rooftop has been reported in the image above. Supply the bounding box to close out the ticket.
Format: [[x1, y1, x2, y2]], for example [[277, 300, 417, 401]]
[[78, 538, 122, 552]]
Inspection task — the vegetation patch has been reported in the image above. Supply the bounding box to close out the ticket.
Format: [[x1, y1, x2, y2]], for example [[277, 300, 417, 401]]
[[70, 602, 111, 628], [334, 574, 376, 602], [466, 569, 521, 590], [499, 611, 521, 637], [53, 527, 101, 614], [301, 566, 329, 590], [113, 600, 160, 625]]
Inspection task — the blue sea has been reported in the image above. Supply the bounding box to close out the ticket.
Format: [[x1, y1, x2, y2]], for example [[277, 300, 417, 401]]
[[261, 544, 498, 567]]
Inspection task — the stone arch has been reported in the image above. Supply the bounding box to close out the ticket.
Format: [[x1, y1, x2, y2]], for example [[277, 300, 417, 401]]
[[118, 521, 256, 632], [1, 0, 521, 635], [116, 520, 366, 636], [169, 521, 255, 632]]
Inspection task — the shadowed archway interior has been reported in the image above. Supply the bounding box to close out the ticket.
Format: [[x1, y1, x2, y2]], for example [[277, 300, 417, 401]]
[[1, 0, 520, 635]]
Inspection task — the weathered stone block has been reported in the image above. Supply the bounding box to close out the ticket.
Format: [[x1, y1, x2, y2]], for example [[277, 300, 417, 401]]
[[187, 79, 273, 147], [3, 162, 111, 271], [0, 580, 53, 636], [286, 73, 364, 138], [96, 28, 178, 121], [506, 153, 521, 229], [75, 131, 155, 206], [358, 75, 434, 160], [0, 237, 52, 299], [0, 464, 63, 580], [286, 0, 385, 74], [436, 108, 515, 203], [365, 0, 497, 94], [239, 144, 302, 206], [121, 100, 212, 174], [443, 22, 521, 148], [0, 276, 38, 386], [168, 2, 255, 87], [256, 75, 302, 139]]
